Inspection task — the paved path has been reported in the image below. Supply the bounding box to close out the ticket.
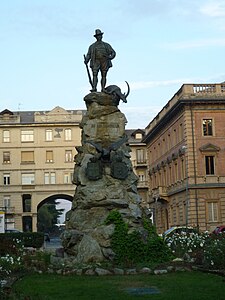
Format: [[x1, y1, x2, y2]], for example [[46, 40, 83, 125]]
[[44, 236, 62, 251]]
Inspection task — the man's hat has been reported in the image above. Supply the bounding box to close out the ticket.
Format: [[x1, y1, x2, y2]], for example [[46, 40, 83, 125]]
[[94, 29, 104, 37]]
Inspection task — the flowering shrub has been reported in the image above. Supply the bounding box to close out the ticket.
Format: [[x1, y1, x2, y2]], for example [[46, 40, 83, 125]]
[[0, 254, 23, 276], [166, 231, 225, 269], [0, 238, 24, 273], [166, 232, 208, 262], [203, 233, 225, 269], [0, 238, 24, 298]]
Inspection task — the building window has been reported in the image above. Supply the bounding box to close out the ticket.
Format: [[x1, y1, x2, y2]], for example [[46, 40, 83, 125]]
[[21, 151, 34, 164], [65, 150, 73, 162], [205, 156, 215, 175], [203, 119, 213, 136], [136, 149, 146, 163], [64, 172, 73, 184], [22, 194, 31, 212], [46, 151, 53, 163], [45, 129, 53, 141], [3, 196, 11, 209], [135, 133, 143, 139], [22, 173, 35, 185], [65, 128, 72, 141], [3, 130, 10, 142], [44, 172, 56, 184], [207, 202, 218, 222], [3, 152, 10, 164], [4, 174, 10, 185], [21, 130, 34, 142], [137, 171, 145, 182]]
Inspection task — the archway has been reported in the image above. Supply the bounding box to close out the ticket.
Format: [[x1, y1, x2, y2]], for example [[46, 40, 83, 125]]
[[37, 194, 73, 235]]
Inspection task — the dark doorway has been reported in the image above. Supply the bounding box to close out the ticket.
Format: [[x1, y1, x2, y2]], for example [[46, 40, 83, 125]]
[[23, 216, 32, 232]]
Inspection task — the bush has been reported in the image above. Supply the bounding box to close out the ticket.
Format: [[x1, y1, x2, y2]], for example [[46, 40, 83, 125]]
[[166, 231, 225, 269], [165, 232, 207, 261], [105, 210, 172, 267], [23, 251, 51, 272], [0, 237, 24, 298], [203, 233, 225, 269], [0, 232, 44, 254]]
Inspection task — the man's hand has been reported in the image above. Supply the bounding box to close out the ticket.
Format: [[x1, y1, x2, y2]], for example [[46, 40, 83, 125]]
[[83, 54, 88, 64]]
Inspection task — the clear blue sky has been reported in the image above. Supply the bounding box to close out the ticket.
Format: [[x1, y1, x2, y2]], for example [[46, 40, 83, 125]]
[[0, 0, 225, 128]]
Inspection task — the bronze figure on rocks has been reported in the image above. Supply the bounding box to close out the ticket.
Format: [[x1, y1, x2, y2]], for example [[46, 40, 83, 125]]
[[60, 29, 146, 264]]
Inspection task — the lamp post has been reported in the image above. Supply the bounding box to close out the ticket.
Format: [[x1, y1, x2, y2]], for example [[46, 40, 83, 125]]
[[182, 146, 189, 227], [4, 205, 7, 232]]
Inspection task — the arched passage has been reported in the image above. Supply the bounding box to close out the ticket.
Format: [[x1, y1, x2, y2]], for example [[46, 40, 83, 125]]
[[34, 194, 73, 234], [37, 194, 73, 211]]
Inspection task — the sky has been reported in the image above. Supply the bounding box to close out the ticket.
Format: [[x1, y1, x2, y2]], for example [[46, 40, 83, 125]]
[[1, 0, 225, 129]]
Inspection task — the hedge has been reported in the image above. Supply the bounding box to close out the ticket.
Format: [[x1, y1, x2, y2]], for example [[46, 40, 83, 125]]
[[0, 232, 44, 255]]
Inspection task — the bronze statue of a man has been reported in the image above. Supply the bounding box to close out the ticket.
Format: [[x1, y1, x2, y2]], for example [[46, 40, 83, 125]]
[[84, 29, 116, 92]]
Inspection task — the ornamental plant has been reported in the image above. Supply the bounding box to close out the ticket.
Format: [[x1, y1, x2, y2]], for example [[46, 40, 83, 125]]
[[203, 233, 225, 269], [0, 238, 24, 298], [166, 231, 225, 269], [165, 232, 208, 262], [105, 210, 173, 267]]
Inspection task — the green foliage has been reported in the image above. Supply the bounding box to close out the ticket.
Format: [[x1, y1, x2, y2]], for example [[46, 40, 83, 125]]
[[203, 233, 225, 269], [37, 200, 63, 233], [23, 251, 51, 272], [21, 232, 44, 248], [0, 232, 44, 253], [0, 237, 25, 299], [166, 231, 225, 269], [105, 210, 172, 267], [142, 217, 157, 236], [0, 235, 50, 299]]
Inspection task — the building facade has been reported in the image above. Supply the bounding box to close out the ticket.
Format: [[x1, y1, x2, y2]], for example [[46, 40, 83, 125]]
[[126, 129, 148, 207], [0, 106, 85, 232], [143, 83, 225, 234]]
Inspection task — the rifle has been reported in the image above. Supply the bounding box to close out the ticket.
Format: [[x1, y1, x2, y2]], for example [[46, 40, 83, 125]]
[[83, 54, 93, 88]]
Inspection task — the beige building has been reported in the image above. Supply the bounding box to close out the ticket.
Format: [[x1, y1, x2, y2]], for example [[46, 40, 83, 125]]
[[143, 83, 225, 234], [0, 106, 85, 232], [126, 129, 148, 207]]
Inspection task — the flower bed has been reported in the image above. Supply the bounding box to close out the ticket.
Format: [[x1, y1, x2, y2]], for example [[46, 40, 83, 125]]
[[165, 231, 225, 269]]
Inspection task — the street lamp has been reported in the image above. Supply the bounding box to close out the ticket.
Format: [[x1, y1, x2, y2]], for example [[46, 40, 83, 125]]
[[4, 206, 7, 231]]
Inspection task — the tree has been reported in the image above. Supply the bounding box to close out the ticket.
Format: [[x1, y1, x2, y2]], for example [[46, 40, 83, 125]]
[[37, 200, 64, 233]]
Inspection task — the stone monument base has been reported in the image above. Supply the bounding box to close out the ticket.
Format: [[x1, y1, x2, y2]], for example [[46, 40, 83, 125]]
[[61, 92, 146, 263]]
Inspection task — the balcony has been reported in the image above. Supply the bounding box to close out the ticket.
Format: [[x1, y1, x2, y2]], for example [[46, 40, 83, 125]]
[[151, 186, 168, 200], [132, 159, 147, 168], [0, 207, 15, 214]]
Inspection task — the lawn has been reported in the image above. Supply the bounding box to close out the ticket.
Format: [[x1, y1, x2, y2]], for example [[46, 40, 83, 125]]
[[10, 271, 225, 300]]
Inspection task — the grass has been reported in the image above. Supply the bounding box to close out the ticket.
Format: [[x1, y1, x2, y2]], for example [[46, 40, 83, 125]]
[[10, 271, 225, 300]]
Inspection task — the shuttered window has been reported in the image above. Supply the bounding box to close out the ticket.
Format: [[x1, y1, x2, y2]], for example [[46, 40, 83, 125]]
[[46, 151, 53, 163], [21, 151, 34, 163]]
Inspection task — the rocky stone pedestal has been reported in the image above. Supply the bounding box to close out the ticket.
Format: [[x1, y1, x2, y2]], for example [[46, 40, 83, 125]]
[[61, 92, 145, 263]]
